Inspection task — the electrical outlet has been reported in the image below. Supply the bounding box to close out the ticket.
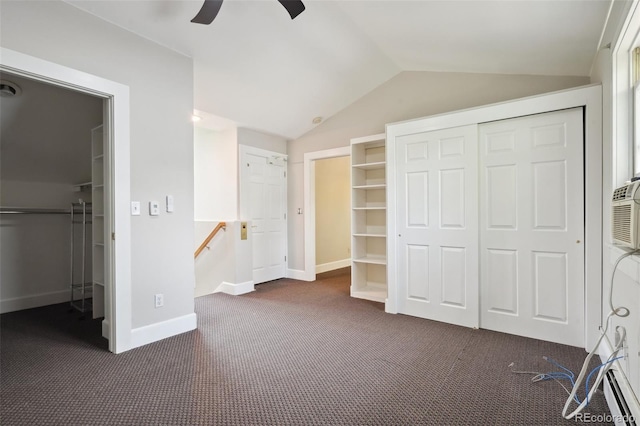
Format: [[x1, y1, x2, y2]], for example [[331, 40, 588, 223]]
[[154, 293, 164, 308]]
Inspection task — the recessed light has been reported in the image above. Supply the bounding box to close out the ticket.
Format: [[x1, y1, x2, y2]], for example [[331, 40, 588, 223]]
[[312, 116, 322, 124], [0, 80, 21, 98]]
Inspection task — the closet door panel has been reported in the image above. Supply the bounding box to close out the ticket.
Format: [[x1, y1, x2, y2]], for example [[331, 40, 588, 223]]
[[479, 107, 584, 347], [396, 125, 479, 328]]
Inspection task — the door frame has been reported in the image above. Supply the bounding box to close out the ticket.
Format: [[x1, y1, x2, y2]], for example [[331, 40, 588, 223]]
[[387, 84, 602, 349], [301, 146, 351, 282], [238, 144, 288, 283], [0, 47, 131, 354]]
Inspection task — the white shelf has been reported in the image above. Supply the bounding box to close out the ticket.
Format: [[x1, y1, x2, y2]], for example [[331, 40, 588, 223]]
[[353, 183, 386, 190], [91, 124, 106, 320], [353, 255, 387, 265], [353, 233, 386, 238], [73, 182, 92, 192], [351, 133, 387, 304], [352, 161, 386, 170], [350, 286, 387, 303], [353, 206, 386, 211]]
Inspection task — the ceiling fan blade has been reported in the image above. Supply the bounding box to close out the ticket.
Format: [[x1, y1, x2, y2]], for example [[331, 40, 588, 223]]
[[191, 0, 224, 25], [277, 0, 305, 20]]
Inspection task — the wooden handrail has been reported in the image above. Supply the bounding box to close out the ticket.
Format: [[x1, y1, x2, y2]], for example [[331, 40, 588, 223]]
[[194, 222, 227, 258]]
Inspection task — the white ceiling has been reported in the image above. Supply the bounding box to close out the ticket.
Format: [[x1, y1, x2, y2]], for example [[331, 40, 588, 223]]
[[66, 0, 612, 140]]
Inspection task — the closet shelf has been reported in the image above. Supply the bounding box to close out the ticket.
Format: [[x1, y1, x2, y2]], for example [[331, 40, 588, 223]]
[[353, 255, 387, 265], [353, 206, 386, 211], [73, 182, 92, 192], [353, 183, 386, 190], [351, 285, 386, 303], [351, 133, 387, 304], [352, 161, 386, 170]]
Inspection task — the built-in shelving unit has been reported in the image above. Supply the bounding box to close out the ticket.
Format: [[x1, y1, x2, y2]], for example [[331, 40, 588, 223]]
[[351, 133, 387, 303], [91, 125, 106, 323]]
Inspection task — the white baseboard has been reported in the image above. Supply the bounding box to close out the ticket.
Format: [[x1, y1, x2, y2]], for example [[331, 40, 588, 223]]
[[215, 280, 254, 295], [130, 313, 197, 349], [287, 269, 313, 281], [102, 319, 110, 339], [316, 259, 351, 274], [0, 289, 69, 314]]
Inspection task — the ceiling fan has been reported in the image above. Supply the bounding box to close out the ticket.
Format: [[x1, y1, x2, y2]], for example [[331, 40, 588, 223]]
[[191, 0, 306, 25]]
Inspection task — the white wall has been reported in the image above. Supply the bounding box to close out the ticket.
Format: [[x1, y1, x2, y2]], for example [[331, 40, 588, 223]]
[[0, 1, 195, 330], [0, 181, 89, 312], [287, 70, 590, 271], [591, 0, 640, 400], [193, 126, 284, 296], [237, 127, 287, 154], [194, 127, 238, 221], [194, 221, 233, 296], [315, 156, 350, 270]]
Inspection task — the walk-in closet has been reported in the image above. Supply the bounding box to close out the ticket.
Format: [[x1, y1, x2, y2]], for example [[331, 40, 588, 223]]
[[0, 72, 106, 344]]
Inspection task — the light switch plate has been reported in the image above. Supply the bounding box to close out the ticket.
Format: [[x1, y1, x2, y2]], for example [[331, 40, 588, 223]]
[[166, 195, 174, 213], [131, 201, 141, 216], [149, 201, 160, 216]]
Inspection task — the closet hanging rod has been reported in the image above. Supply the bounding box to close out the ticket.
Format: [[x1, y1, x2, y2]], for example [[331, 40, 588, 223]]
[[0, 207, 72, 215]]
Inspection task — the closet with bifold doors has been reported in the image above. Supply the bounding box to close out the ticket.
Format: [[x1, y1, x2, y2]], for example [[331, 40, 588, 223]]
[[386, 86, 601, 348]]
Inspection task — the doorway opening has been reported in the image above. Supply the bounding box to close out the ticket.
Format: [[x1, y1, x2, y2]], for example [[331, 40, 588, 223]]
[[303, 146, 351, 281], [1, 48, 131, 353], [314, 156, 351, 274], [0, 71, 108, 347]]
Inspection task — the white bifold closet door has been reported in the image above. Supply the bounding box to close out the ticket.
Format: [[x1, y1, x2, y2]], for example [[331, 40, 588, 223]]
[[479, 108, 584, 347], [395, 125, 479, 328]]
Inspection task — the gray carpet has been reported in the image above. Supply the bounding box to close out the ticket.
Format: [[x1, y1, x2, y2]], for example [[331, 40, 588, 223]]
[[1, 268, 613, 425]]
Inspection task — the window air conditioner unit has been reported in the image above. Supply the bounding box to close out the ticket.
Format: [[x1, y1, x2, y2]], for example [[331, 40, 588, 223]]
[[612, 181, 640, 249]]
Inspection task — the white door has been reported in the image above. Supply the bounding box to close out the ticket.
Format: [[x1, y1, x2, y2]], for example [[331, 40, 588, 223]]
[[479, 108, 584, 347], [240, 146, 287, 284], [395, 125, 479, 328]]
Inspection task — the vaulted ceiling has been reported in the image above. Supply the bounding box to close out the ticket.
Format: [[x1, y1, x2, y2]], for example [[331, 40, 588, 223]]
[[67, 1, 611, 139]]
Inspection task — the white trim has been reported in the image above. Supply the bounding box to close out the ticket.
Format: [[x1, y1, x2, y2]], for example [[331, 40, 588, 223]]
[[0, 290, 68, 314], [303, 146, 351, 282], [130, 313, 197, 350], [286, 269, 308, 280], [0, 47, 132, 354], [102, 320, 110, 340], [214, 280, 255, 296], [316, 258, 351, 274], [386, 84, 602, 348]]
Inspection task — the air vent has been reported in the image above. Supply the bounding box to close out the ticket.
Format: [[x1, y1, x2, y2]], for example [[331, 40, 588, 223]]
[[613, 185, 630, 201], [605, 370, 637, 426], [613, 204, 633, 244]]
